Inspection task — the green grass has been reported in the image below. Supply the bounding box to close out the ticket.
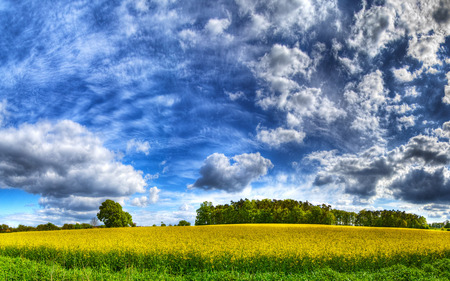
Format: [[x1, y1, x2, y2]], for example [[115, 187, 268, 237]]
[[1, 245, 449, 275], [1, 255, 450, 281]]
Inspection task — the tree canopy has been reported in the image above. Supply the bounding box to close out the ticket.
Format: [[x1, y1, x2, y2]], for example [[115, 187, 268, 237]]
[[97, 199, 133, 227], [195, 198, 428, 229]]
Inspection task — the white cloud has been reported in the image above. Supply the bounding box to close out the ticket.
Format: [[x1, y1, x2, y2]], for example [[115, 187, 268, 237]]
[[225, 91, 245, 101], [392, 66, 417, 82], [235, 0, 338, 37], [0, 120, 147, 212], [348, 2, 398, 57], [405, 87, 420, 97], [443, 72, 450, 104], [127, 139, 150, 155], [254, 44, 314, 85], [397, 115, 416, 130], [0, 99, 7, 126], [348, 0, 450, 67], [251, 44, 345, 147], [131, 186, 160, 207], [191, 152, 273, 192], [344, 70, 387, 140], [205, 18, 231, 36], [257, 127, 305, 147]]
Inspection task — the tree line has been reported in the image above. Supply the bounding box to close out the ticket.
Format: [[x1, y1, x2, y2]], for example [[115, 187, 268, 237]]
[[0, 200, 191, 233], [195, 198, 429, 229]]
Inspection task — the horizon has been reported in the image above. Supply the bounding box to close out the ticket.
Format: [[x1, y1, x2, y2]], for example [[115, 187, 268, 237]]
[[0, 0, 449, 227]]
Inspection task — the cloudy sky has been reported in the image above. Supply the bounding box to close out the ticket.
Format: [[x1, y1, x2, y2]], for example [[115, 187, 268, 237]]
[[0, 0, 449, 226]]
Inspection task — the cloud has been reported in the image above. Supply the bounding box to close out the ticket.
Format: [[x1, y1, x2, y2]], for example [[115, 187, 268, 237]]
[[307, 122, 450, 203], [131, 186, 160, 207], [256, 127, 305, 147], [0, 120, 147, 211], [392, 67, 417, 82], [348, 3, 398, 57], [344, 70, 387, 142], [127, 139, 150, 155], [397, 115, 416, 130], [205, 18, 231, 36], [443, 72, 450, 104], [348, 0, 450, 67], [391, 168, 450, 204], [191, 152, 273, 192], [398, 135, 450, 165], [234, 0, 338, 37], [251, 44, 345, 147], [432, 0, 450, 24], [0, 100, 7, 126]]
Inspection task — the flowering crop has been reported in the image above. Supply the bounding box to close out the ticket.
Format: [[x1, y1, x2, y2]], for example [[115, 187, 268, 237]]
[[0, 224, 448, 273]]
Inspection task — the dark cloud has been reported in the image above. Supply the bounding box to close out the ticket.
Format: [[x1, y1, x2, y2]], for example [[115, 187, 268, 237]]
[[341, 158, 394, 197], [191, 153, 273, 192], [433, 0, 450, 24], [0, 120, 146, 211], [391, 168, 450, 204], [401, 135, 450, 165], [308, 122, 450, 203], [423, 204, 449, 211], [313, 173, 334, 186]]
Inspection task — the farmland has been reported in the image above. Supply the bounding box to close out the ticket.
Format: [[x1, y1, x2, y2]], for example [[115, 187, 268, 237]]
[[1, 224, 450, 280]]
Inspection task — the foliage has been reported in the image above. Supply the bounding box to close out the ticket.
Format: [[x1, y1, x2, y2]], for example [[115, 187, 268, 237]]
[[62, 223, 92, 230], [177, 220, 191, 226], [1, 255, 450, 280], [196, 198, 428, 229], [97, 199, 133, 228], [36, 222, 60, 231]]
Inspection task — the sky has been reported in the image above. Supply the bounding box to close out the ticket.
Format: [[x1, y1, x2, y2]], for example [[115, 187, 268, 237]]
[[0, 0, 449, 227]]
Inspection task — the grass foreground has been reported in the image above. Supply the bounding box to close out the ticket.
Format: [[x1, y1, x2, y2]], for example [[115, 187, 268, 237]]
[[0, 224, 449, 280], [1, 256, 450, 280]]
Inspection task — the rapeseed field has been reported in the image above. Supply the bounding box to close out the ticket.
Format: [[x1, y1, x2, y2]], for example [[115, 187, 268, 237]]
[[0, 224, 449, 274]]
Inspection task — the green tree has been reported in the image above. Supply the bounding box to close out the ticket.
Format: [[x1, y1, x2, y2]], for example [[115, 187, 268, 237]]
[[177, 220, 191, 226], [195, 201, 213, 225], [97, 199, 133, 227]]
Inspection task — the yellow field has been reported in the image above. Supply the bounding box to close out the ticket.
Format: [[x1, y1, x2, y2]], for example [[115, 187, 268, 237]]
[[0, 224, 449, 272]]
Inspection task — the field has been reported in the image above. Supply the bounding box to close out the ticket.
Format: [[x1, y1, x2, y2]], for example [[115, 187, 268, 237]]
[[1, 224, 450, 280]]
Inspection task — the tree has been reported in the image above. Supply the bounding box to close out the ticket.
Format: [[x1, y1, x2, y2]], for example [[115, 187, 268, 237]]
[[97, 199, 133, 227], [90, 217, 99, 227], [177, 220, 191, 226], [195, 201, 213, 225]]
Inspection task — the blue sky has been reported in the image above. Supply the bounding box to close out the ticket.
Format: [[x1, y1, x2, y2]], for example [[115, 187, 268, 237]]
[[0, 0, 449, 226]]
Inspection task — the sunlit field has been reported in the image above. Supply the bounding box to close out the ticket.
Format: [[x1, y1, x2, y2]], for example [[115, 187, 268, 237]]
[[1, 224, 450, 280]]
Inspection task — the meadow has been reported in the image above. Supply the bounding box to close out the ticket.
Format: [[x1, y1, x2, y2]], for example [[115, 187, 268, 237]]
[[1, 224, 449, 280]]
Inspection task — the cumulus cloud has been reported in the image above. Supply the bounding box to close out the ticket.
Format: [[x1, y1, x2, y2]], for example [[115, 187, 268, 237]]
[[348, 3, 398, 57], [307, 123, 450, 203], [235, 0, 338, 37], [127, 139, 150, 155], [392, 67, 418, 82], [397, 115, 416, 130], [443, 72, 450, 104], [391, 168, 450, 204], [205, 18, 231, 36], [257, 127, 305, 147], [0, 120, 147, 212], [131, 186, 160, 207], [191, 152, 273, 192], [344, 70, 387, 141], [251, 44, 345, 147], [348, 0, 450, 67]]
